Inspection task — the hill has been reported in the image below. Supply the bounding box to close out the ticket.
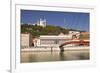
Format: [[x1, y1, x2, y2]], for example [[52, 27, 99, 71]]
[[21, 24, 69, 37], [21, 24, 83, 38]]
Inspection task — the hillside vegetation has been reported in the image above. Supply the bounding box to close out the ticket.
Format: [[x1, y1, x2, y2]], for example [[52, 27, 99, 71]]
[[21, 24, 71, 37], [21, 24, 88, 39]]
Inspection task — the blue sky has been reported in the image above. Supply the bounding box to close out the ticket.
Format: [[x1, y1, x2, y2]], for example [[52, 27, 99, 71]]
[[21, 10, 89, 32]]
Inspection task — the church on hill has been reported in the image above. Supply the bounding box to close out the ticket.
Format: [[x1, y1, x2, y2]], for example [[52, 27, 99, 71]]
[[33, 18, 47, 27]]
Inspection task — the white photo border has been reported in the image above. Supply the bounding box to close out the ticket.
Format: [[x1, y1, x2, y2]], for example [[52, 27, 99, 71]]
[[11, 3, 96, 73]]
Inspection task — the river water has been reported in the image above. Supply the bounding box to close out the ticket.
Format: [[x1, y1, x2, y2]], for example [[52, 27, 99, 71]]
[[21, 50, 89, 63]]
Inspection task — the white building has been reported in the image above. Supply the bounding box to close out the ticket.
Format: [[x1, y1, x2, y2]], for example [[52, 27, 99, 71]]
[[34, 18, 47, 27], [69, 31, 80, 39], [33, 31, 81, 47], [33, 34, 72, 47], [32, 18, 47, 27], [33, 38, 40, 47]]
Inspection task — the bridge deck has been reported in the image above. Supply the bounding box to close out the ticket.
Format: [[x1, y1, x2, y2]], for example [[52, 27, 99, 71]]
[[59, 40, 89, 47]]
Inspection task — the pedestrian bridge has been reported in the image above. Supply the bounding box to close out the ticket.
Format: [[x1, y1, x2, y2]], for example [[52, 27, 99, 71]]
[[59, 40, 89, 48]]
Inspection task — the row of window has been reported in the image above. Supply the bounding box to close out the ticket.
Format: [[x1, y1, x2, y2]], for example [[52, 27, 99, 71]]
[[40, 39, 67, 44]]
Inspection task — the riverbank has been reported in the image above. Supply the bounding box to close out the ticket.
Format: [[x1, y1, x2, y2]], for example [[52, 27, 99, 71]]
[[21, 46, 89, 52]]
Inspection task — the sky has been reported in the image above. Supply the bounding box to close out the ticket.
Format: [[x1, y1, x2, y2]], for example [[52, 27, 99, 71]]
[[21, 10, 90, 32]]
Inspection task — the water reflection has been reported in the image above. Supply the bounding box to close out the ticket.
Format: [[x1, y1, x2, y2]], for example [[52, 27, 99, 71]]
[[59, 52, 65, 60], [21, 50, 89, 63]]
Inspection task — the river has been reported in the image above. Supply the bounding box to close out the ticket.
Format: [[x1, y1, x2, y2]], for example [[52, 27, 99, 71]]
[[21, 50, 89, 63]]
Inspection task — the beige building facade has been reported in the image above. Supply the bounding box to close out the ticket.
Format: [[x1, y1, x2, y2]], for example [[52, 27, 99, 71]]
[[21, 33, 33, 48]]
